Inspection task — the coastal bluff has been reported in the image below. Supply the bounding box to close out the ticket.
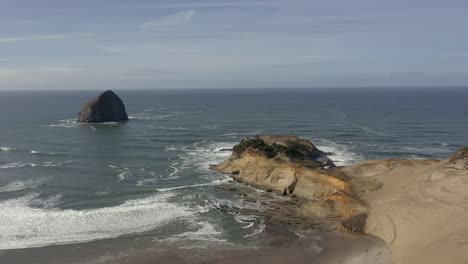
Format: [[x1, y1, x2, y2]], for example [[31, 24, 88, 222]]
[[211, 135, 368, 233], [77, 90, 129, 123], [212, 135, 468, 264]]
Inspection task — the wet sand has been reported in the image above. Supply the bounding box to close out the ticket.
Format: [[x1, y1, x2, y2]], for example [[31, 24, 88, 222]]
[[0, 224, 391, 264]]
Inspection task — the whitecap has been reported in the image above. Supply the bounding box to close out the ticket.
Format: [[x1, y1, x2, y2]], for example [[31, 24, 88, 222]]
[[59, 118, 76, 123], [0, 161, 69, 169], [181, 141, 236, 174], [166, 222, 226, 242], [361, 126, 394, 137], [30, 150, 58, 156], [156, 178, 230, 192], [93, 191, 110, 196], [157, 126, 188, 131], [200, 124, 218, 129], [42, 160, 72, 167], [243, 223, 266, 238], [235, 214, 259, 229], [312, 138, 364, 166], [136, 178, 159, 187], [117, 171, 130, 182], [1, 146, 15, 152], [30, 194, 63, 209], [165, 146, 179, 151], [221, 130, 264, 137], [0, 192, 194, 250], [409, 155, 426, 160], [49, 118, 78, 128], [0, 178, 47, 193], [0, 162, 29, 169], [129, 113, 180, 121]]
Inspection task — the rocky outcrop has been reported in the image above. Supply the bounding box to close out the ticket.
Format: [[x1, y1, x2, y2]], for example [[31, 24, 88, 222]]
[[211, 135, 367, 232], [446, 147, 468, 169], [77, 90, 129, 123], [231, 135, 334, 168], [214, 139, 468, 263]]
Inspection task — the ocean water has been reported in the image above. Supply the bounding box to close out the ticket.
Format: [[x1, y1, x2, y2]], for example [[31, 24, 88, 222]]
[[0, 88, 467, 262]]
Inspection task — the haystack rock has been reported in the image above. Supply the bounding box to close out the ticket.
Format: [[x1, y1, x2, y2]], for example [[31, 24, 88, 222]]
[[77, 90, 129, 123]]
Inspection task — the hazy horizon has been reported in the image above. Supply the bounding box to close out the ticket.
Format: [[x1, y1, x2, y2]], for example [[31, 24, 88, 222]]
[[1, 0, 468, 90]]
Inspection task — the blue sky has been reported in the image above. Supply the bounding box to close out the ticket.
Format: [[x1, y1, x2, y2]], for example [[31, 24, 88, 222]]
[[0, 0, 467, 90]]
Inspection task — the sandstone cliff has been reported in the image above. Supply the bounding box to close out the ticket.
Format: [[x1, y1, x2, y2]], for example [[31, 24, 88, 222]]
[[211, 135, 367, 232]]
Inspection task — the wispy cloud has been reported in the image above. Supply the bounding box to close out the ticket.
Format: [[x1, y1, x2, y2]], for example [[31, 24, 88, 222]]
[[111, 1, 283, 11], [140, 10, 197, 30], [0, 66, 180, 90], [0, 33, 92, 43]]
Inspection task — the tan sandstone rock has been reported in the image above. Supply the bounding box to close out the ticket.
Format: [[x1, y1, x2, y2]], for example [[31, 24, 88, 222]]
[[211, 135, 367, 232]]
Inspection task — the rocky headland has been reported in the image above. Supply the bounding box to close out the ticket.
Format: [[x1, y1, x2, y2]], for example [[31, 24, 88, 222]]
[[77, 90, 129, 123], [212, 135, 468, 264]]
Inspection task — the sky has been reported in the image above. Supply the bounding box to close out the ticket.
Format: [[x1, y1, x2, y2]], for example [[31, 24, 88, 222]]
[[0, 0, 467, 90]]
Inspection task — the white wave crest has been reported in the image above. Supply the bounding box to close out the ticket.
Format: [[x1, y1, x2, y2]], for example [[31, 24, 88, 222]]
[[164, 141, 236, 179], [313, 139, 364, 166], [1, 146, 15, 151], [164, 222, 226, 243], [129, 113, 178, 121], [117, 171, 130, 182], [29, 194, 63, 209], [49, 118, 78, 128], [0, 178, 47, 193], [30, 150, 58, 156], [0, 192, 194, 250], [0, 162, 29, 169], [0, 161, 70, 169], [155, 178, 230, 192]]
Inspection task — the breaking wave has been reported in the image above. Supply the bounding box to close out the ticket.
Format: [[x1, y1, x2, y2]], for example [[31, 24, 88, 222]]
[[0, 178, 48, 193], [0, 192, 195, 250], [1, 146, 15, 152]]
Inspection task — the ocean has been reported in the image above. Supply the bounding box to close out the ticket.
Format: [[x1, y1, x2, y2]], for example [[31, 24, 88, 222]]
[[0, 88, 467, 263]]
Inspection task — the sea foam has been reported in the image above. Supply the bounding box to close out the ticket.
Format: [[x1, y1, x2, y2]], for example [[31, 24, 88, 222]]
[[164, 141, 236, 179], [0, 178, 47, 193], [313, 139, 364, 166], [0, 192, 194, 250]]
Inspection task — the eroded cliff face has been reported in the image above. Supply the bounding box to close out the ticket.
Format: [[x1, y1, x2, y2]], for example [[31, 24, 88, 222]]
[[211, 135, 367, 232]]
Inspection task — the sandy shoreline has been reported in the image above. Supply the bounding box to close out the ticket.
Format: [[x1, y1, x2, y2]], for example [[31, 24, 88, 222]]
[[0, 227, 390, 264]]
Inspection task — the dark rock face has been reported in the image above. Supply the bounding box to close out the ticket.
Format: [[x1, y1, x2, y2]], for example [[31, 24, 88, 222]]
[[77, 90, 129, 123]]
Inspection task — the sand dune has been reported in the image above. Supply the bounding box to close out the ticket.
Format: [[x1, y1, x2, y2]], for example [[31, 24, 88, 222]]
[[343, 153, 468, 264]]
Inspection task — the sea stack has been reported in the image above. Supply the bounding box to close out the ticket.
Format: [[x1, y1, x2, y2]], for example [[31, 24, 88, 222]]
[[77, 90, 129, 123]]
